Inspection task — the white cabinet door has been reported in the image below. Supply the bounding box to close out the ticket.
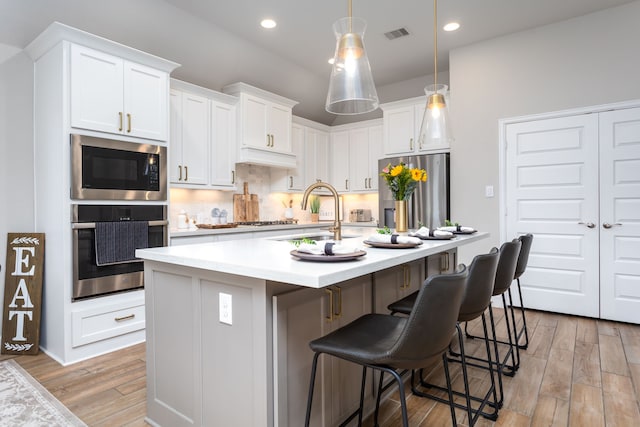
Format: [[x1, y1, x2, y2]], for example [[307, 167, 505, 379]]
[[289, 123, 305, 190], [383, 105, 416, 156], [210, 101, 237, 187], [330, 131, 351, 192], [70, 44, 168, 141], [598, 107, 640, 323], [169, 89, 183, 184], [305, 127, 330, 187], [169, 89, 209, 185], [243, 94, 270, 149], [506, 114, 600, 318], [123, 61, 168, 140], [70, 44, 124, 135], [349, 128, 370, 192], [177, 92, 209, 185], [368, 125, 383, 190], [269, 103, 292, 153]]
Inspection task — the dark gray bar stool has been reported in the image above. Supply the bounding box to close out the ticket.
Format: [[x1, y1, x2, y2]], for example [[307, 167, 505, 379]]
[[304, 269, 468, 427], [463, 239, 522, 389], [388, 248, 502, 424], [513, 233, 534, 349]]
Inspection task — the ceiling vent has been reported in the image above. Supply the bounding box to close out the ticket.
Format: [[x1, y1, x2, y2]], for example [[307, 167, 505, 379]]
[[384, 27, 410, 40]]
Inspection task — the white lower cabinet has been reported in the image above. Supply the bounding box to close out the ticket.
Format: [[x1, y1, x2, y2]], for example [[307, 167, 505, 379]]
[[273, 276, 373, 427], [71, 294, 145, 347]]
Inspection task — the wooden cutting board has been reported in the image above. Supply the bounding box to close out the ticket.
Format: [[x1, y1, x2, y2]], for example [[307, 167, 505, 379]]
[[233, 182, 259, 222]]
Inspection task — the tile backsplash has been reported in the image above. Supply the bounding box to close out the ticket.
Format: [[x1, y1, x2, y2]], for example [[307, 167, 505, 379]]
[[170, 164, 379, 228]]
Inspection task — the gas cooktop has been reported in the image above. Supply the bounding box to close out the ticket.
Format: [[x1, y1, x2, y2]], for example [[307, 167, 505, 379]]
[[236, 220, 298, 226]]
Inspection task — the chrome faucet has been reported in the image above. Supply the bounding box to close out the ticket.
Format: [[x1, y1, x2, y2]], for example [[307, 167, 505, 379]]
[[301, 180, 341, 240]]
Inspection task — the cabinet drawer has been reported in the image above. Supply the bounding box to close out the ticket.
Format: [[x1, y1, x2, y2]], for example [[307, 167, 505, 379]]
[[72, 299, 145, 347]]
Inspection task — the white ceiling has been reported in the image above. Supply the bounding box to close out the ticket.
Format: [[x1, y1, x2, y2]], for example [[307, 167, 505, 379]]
[[0, 0, 635, 124]]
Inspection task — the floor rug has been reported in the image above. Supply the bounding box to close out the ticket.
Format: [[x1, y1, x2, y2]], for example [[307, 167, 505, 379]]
[[0, 359, 86, 426]]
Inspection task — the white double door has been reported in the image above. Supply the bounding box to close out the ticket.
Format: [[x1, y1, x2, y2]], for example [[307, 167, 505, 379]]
[[504, 106, 640, 323]]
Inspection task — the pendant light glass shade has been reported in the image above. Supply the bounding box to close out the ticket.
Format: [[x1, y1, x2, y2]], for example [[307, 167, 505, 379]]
[[326, 16, 379, 115], [418, 0, 453, 146], [418, 83, 453, 147]]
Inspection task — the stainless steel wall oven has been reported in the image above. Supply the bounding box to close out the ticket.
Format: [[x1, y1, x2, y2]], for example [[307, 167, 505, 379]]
[[71, 204, 167, 300]]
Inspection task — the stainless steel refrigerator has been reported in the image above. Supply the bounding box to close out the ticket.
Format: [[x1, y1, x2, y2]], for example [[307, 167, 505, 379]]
[[378, 153, 450, 230]]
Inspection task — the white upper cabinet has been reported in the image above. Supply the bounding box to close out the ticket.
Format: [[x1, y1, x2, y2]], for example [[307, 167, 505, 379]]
[[170, 89, 209, 185], [304, 126, 330, 188], [380, 95, 450, 156], [170, 79, 238, 190], [209, 100, 237, 188], [70, 44, 169, 141], [330, 120, 383, 194], [223, 82, 298, 169], [271, 119, 330, 193], [330, 130, 351, 193]]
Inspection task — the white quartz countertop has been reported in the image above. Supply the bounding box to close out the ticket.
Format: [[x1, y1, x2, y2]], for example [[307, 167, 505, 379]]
[[138, 230, 489, 288], [169, 221, 378, 237]]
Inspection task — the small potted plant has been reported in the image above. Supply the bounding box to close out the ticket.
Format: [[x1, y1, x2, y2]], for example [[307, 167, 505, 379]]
[[309, 196, 320, 222]]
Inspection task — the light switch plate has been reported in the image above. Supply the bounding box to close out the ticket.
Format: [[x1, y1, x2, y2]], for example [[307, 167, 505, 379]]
[[219, 292, 232, 325], [485, 185, 494, 198]]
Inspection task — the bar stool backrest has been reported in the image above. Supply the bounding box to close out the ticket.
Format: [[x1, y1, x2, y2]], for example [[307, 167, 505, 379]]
[[492, 240, 522, 296], [458, 247, 500, 322], [389, 267, 468, 369], [514, 234, 534, 280]]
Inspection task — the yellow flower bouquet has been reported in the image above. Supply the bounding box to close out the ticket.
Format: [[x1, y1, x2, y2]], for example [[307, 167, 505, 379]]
[[380, 163, 427, 201]]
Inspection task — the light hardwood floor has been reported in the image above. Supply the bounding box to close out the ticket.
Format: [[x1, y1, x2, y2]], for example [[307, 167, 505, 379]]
[[2, 308, 640, 426]]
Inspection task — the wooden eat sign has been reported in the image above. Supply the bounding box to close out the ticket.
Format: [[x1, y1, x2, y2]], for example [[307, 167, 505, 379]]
[[2, 233, 45, 355]]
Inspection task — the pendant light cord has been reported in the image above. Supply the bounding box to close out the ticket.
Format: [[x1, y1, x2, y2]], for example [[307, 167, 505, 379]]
[[433, 0, 438, 87], [348, 0, 353, 31]]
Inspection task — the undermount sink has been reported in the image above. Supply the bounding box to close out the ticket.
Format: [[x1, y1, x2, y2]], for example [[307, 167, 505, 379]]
[[272, 234, 360, 242]]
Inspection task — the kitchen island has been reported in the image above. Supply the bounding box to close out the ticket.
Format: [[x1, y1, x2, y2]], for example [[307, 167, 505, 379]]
[[137, 230, 488, 427]]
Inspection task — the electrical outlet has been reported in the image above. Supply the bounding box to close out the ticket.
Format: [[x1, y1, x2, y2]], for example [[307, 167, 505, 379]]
[[219, 292, 232, 325]]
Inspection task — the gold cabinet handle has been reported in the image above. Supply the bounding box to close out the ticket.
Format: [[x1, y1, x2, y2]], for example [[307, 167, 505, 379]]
[[270, 134, 274, 147], [115, 314, 135, 322], [334, 286, 342, 318], [184, 166, 188, 181], [118, 112, 123, 131], [231, 170, 235, 184], [345, 179, 349, 190], [289, 176, 293, 189], [126, 113, 132, 133], [266, 134, 270, 147], [409, 137, 414, 150], [178, 165, 183, 181], [325, 288, 334, 322]]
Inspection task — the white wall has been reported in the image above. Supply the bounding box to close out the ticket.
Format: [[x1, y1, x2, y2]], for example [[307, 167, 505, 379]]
[[0, 51, 35, 325], [449, 1, 640, 263]]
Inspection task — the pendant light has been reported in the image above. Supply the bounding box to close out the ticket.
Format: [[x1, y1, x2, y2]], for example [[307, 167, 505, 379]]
[[418, 0, 454, 146], [326, 0, 379, 115]]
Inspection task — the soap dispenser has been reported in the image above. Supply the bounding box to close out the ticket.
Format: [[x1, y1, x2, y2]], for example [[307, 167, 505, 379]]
[[177, 210, 189, 229]]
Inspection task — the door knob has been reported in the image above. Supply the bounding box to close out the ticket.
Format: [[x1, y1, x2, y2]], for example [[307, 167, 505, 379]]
[[578, 221, 596, 228], [602, 222, 622, 229]]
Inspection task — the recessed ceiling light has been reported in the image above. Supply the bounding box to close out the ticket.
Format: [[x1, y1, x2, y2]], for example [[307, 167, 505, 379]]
[[261, 19, 277, 29], [443, 22, 460, 32], [328, 58, 335, 65]]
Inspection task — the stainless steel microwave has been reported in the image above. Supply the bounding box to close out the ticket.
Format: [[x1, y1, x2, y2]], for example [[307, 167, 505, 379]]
[[71, 134, 167, 201]]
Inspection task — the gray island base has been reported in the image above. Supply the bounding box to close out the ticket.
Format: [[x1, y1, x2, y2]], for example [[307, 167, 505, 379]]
[[136, 230, 488, 426]]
